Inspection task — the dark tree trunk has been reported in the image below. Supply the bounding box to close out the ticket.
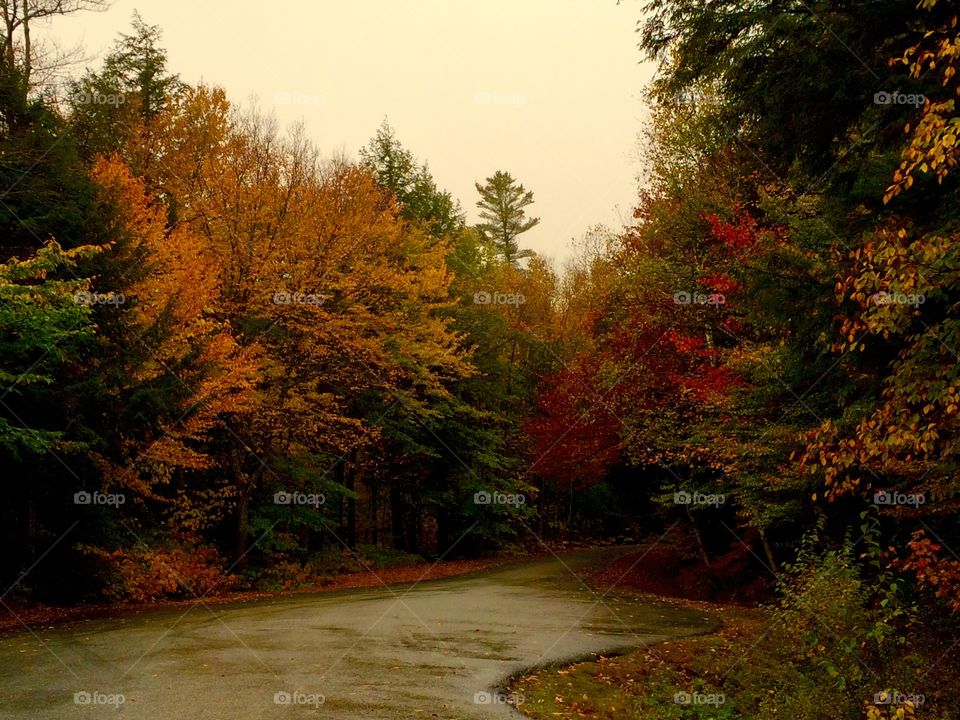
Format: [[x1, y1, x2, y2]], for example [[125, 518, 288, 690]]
[[369, 474, 379, 546], [232, 449, 250, 570], [436, 506, 449, 557], [345, 457, 356, 549], [406, 499, 419, 555], [760, 527, 777, 574], [391, 485, 405, 550], [334, 460, 345, 540], [235, 490, 250, 571], [685, 504, 711, 568]]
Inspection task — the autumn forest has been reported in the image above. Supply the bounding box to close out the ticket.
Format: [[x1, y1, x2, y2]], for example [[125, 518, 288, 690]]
[[2, 1, 960, 719]]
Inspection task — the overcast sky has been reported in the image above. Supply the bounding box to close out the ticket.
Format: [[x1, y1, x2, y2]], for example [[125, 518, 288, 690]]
[[46, 0, 655, 265]]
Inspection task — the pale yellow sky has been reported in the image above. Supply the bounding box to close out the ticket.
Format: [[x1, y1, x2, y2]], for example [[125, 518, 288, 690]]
[[48, 0, 654, 264]]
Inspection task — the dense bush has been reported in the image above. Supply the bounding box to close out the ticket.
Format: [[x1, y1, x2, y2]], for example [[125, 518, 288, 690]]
[[81, 543, 238, 603], [742, 522, 944, 720]]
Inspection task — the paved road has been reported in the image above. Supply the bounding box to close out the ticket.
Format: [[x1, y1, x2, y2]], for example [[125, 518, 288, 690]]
[[0, 548, 717, 719]]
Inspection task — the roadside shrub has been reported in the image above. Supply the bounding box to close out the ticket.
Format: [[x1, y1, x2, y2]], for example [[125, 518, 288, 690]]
[[250, 558, 325, 591], [355, 544, 424, 569], [744, 519, 933, 720], [753, 542, 873, 719], [247, 545, 426, 591], [81, 543, 238, 602]]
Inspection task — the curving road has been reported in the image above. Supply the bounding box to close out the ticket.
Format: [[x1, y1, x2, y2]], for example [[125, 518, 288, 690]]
[[0, 548, 717, 719]]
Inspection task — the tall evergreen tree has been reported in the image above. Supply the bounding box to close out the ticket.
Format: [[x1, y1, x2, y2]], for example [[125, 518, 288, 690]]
[[474, 170, 539, 265], [359, 119, 463, 238], [69, 13, 182, 162]]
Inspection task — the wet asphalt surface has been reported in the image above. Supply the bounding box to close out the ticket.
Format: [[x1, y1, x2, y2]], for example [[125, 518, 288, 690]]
[[0, 547, 718, 719]]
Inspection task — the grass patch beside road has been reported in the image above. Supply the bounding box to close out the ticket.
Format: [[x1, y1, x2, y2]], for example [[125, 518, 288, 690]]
[[512, 604, 763, 720], [513, 539, 960, 720]]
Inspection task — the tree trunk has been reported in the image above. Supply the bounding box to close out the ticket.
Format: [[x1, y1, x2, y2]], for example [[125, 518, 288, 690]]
[[235, 490, 250, 571], [21, 1, 29, 86], [406, 501, 419, 555], [391, 485, 405, 550], [334, 459, 345, 540], [685, 504, 711, 567], [760, 527, 777, 574], [345, 458, 356, 549], [231, 448, 250, 570], [436, 506, 448, 557], [2, 6, 15, 72], [369, 474, 379, 546]]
